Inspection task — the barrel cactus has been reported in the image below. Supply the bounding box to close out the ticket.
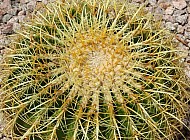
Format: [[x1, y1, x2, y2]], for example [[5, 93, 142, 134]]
[[0, 0, 190, 139]]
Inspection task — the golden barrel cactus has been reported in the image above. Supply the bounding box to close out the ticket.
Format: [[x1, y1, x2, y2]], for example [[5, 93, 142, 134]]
[[0, 0, 190, 139]]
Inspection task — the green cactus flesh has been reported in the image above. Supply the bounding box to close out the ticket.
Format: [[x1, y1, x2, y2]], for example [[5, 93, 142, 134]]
[[1, 0, 190, 140]]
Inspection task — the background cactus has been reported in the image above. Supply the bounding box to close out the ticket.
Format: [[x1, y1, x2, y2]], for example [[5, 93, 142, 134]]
[[0, 0, 190, 139]]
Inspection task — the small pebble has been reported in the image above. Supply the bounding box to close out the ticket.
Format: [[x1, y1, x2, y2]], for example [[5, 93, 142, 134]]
[[8, 16, 19, 23], [172, 0, 187, 10], [7, 7, 18, 16], [173, 9, 187, 16], [148, 0, 157, 6], [2, 14, 12, 23], [175, 14, 188, 25], [165, 6, 174, 15], [177, 25, 185, 34], [163, 15, 175, 23], [187, 6, 190, 14], [17, 10, 26, 16], [1, 23, 13, 34], [165, 22, 177, 31], [19, 0, 29, 4], [27, 1, 36, 12]]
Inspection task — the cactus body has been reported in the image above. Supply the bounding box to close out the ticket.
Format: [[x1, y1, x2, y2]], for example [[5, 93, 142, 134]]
[[0, 0, 190, 140]]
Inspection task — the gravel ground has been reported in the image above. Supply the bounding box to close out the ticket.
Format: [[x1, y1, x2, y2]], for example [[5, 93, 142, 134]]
[[0, 0, 190, 139]]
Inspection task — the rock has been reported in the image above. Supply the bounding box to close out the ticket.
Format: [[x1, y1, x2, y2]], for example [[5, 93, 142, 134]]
[[173, 9, 187, 16], [20, 4, 27, 11], [17, 15, 25, 22], [145, 7, 154, 13], [148, 0, 157, 5], [165, 22, 177, 31], [154, 7, 164, 15], [0, 0, 11, 9], [13, 22, 21, 32], [187, 39, 190, 43], [18, 10, 26, 16], [172, 0, 187, 10], [0, 9, 6, 21], [1, 23, 13, 34], [159, 2, 171, 10], [8, 7, 18, 16], [165, 6, 174, 15], [175, 14, 188, 25], [0, 15, 2, 21], [187, 6, 190, 14], [19, 0, 29, 4], [177, 25, 185, 34], [186, 25, 190, 32], [176, 41, 189, 56], [8, 16, 19, 23], [0, 9, 6, 17], [188, 16, 190, 25], [27, 1, 36, 12], [177, 34, 187, 41], [173, 23, 180, 31], [163, 15, 175, 23], [0, 0, 11, 22], [2, 14, 13, 23], [184, 31, 190, 40]]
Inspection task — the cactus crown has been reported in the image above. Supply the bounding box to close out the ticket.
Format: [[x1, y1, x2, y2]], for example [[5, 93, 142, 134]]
[[0, 0, 190, 140]]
